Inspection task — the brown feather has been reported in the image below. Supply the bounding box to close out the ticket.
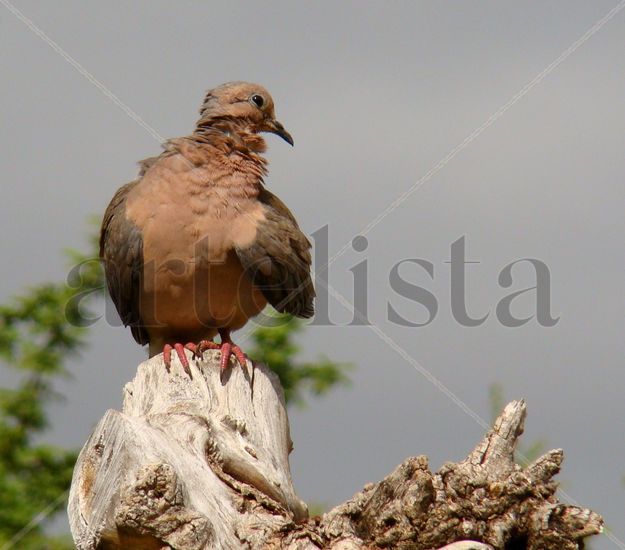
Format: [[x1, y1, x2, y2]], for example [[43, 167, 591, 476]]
[[235, 187, 315, 318], [99, 180, 148, 345], [99, 81, 313, 354]]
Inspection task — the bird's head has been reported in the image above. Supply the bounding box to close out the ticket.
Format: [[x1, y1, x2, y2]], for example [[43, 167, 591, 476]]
[[196, 81, 293, 147]]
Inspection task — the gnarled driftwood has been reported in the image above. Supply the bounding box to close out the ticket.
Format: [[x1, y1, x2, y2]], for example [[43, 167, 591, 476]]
[[68, 352, 602, 549]]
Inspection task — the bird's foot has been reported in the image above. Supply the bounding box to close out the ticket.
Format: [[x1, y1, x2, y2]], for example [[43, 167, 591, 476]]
[[219, 341, 247, 370], [217, 330, 248, 370], [163, 343, 192, 376], [185, 339, 220, 359], [183, 339, 247, 371]]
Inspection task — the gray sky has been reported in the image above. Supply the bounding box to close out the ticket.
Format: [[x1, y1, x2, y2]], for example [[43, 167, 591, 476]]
[[1, 1, 624, 548]]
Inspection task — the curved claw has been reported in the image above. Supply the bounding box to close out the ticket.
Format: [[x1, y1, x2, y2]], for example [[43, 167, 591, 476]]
[[184, 342, 198, 356], [219, 342, 247, 370], [163, 344, 172, 371], [163, 343, 192, 377], [165, 338, 246, 374], [232, 345, 247, 368], [220, 342, 232, 370]]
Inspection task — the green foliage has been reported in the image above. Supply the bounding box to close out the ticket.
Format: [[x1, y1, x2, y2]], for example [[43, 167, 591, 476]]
[[248, 312, 351, 406], [2, 533, 75, 550], [0, 238, 102, 548], [0, 228, 350, 546]]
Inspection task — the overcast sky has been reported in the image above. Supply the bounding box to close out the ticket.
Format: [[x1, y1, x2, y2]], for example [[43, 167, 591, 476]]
[[1, 2, 625, 548]]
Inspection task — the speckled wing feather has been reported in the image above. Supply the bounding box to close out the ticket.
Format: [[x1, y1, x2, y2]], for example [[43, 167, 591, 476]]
[[235, 188, 315, 318], [99, 180, 148, 345]]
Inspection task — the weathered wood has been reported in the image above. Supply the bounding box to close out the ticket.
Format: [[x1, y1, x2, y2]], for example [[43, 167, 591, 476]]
[[69, 352, 602, 549]]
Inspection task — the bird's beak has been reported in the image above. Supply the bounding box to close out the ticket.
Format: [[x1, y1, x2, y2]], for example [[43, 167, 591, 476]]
[[266, 119, 294, 146]]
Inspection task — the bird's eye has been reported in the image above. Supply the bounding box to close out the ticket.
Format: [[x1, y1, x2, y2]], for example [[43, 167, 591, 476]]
[[250, 94, 264, 108]]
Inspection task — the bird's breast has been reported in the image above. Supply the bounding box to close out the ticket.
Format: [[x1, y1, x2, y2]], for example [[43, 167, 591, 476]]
[[123, 153, 268, 332]]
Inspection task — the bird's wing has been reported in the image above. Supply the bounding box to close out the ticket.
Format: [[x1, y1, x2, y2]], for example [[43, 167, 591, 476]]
[[235, 188, 315, 318], [99, 180, 148, 345]]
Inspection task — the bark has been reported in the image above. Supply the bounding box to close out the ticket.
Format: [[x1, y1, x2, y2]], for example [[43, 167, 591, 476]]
[[68, 352, 602, 549]]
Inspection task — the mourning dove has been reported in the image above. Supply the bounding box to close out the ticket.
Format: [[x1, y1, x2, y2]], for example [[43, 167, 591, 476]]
[[100, 82, 314, 373]]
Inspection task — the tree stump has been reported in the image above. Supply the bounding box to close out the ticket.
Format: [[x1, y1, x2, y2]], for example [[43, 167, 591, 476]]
[[68, 352, 602, 549]]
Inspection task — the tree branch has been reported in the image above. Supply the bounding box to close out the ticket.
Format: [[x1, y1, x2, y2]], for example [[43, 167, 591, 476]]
[[69, 353, 602, 549]]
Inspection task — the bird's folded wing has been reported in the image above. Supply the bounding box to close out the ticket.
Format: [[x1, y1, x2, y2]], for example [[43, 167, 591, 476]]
[[235, 188, 315, 318], [99, 180, 148, 345]]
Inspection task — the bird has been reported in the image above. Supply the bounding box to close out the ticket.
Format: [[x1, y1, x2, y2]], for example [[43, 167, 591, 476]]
[[100, 82, 314, 374]]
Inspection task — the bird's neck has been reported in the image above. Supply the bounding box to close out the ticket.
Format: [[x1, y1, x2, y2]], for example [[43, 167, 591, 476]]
[[193, 116, 268, 155]]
